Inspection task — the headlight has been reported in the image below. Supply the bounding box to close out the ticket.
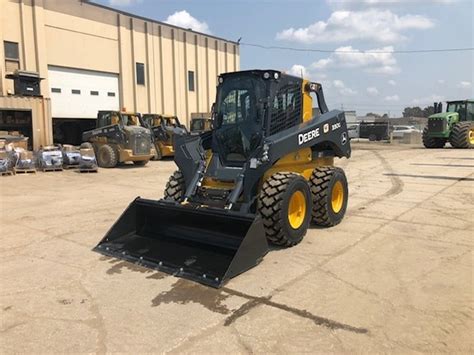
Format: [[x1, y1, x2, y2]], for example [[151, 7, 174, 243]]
[[274, 72, 279, 79], [263, 72, 270, 79]]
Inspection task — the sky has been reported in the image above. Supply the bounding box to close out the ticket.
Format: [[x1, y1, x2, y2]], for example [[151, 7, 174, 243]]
[[95, 0, 473, 117]]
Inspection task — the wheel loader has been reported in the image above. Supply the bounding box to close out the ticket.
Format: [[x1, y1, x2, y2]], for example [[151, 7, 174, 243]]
[[82, 111, 154, 168], [142, 114, 187, 160], [423, 100, 474, 148], [94, 70, 351, 287]]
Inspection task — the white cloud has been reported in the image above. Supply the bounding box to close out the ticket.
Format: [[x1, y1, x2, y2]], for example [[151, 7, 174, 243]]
[[289, 65, 308, 78], [388, 79, 397, 86], [333, 80, 357, 95], [412, 94, 445, 105], [367, 87, 379, 96], [312, 46, 399, 75], [437, 79, 445, 84], [164, 10, 211, 34], [327, 0, 456, 6], [109, 0, 142, 6], [457, 81, 472, 89], [384, 95, 400, 101], [276, 9, 433, 44]]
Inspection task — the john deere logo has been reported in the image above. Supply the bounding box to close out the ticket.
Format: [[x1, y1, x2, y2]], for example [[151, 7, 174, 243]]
[[323, 123, 330, 133]]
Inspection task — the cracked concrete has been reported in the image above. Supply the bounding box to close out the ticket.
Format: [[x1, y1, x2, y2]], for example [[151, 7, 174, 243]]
[[0, 142, 473, 353]]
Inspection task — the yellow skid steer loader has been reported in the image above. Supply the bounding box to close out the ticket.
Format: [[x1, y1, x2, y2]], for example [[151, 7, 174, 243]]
[[94, 70, 351, 287]]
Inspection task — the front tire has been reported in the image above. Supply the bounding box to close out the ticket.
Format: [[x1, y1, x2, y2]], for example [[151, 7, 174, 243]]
[[164, 170, 185, 201], [422, 127, 446, 148], [449, 122, 474, 149], [310, 167, 348, 227], [258, 172, 312, 247], [97, 144, 118, 168]]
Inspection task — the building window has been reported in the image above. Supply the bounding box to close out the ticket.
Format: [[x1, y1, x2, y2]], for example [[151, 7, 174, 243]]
[[90, 91, 99, 96], [136, 63, 145, 85], [188, 70, 195, 92], [4, 41, 20, 73], [51, 88, 61, 93], [107, 92, 116, 97], [71, 89, 81, 95]]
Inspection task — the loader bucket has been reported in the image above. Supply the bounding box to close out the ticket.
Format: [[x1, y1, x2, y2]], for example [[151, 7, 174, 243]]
[[93, 198, 269, 287]]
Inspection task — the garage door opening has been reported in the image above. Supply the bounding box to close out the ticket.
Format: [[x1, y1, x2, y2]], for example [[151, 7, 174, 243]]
[[53, 118, 96, 145], [0, 110, 33, 149]]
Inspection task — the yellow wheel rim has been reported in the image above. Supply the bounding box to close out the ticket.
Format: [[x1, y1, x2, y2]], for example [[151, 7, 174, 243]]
[[288, 190, 306, 229], [469, 129, 474, 145], [331, 181, 344, 213]]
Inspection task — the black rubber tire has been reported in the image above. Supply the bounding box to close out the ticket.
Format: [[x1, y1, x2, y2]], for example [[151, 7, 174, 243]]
[[449, 122, 474, 149], [422, 127, 446, 148], [310, 166, 348, 227], [258, 172, 312, 247], [80, 142, 93, 149], [97, 144, 118, 168], [133, 160, 148, 166], [164, 170, 185, 201], [368, 134, 376, 142]]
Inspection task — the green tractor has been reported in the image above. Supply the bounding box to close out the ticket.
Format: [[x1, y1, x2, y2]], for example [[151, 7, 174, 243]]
[[422, 100, 474, 149]]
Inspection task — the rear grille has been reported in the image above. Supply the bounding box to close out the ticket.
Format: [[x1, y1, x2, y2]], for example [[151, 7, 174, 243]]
[[428, 119, 445, 133], [131, 134, 151, 155]]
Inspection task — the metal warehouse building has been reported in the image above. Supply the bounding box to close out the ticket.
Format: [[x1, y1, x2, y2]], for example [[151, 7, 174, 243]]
[[0, 0, 240, 149]]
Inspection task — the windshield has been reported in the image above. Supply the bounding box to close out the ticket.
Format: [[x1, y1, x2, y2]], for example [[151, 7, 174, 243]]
[[122, 114, 141, 127], [191, 119, 204, 131], [214, 76, 265, 165]]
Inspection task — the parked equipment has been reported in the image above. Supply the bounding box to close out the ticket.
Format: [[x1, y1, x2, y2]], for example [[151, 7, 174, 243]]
[[422, 100, 474, 149], [94, 70, 351, 287], [82, 111, 154, 168], [359, 121, 391, 141], [61, 144, 81, 168], [37, 145, 63, 171], [142, 114, 188, 160], [190, 117, 212, 134]]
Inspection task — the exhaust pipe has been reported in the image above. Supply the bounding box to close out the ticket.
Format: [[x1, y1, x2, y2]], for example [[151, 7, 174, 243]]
[[93, 198, 269, 287]]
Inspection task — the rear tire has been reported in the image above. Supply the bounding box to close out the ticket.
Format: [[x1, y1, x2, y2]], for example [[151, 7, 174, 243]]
[[449, 122, 474, 149], [368, 134, 376, 141], [310, 167, 348, 227], [422, 127, 446, 148], [164, 170, 185, 201], [133, 160, 148, 166], [258, 172, 312, 247], [97, 144, 118, 168]]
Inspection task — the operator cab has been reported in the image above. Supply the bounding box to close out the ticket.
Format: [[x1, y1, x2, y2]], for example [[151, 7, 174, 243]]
[[213, 70, 312, 167], [446, 100, 474, 121]]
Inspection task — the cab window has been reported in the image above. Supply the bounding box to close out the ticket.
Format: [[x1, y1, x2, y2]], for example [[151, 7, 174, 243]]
[[467, 102, 474, 120]]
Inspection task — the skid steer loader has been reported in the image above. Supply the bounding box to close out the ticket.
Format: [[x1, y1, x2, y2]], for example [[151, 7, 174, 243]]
[[94, 70, 351, 287], [82, 111, 154, 168], [142, 114, 188, 160]]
